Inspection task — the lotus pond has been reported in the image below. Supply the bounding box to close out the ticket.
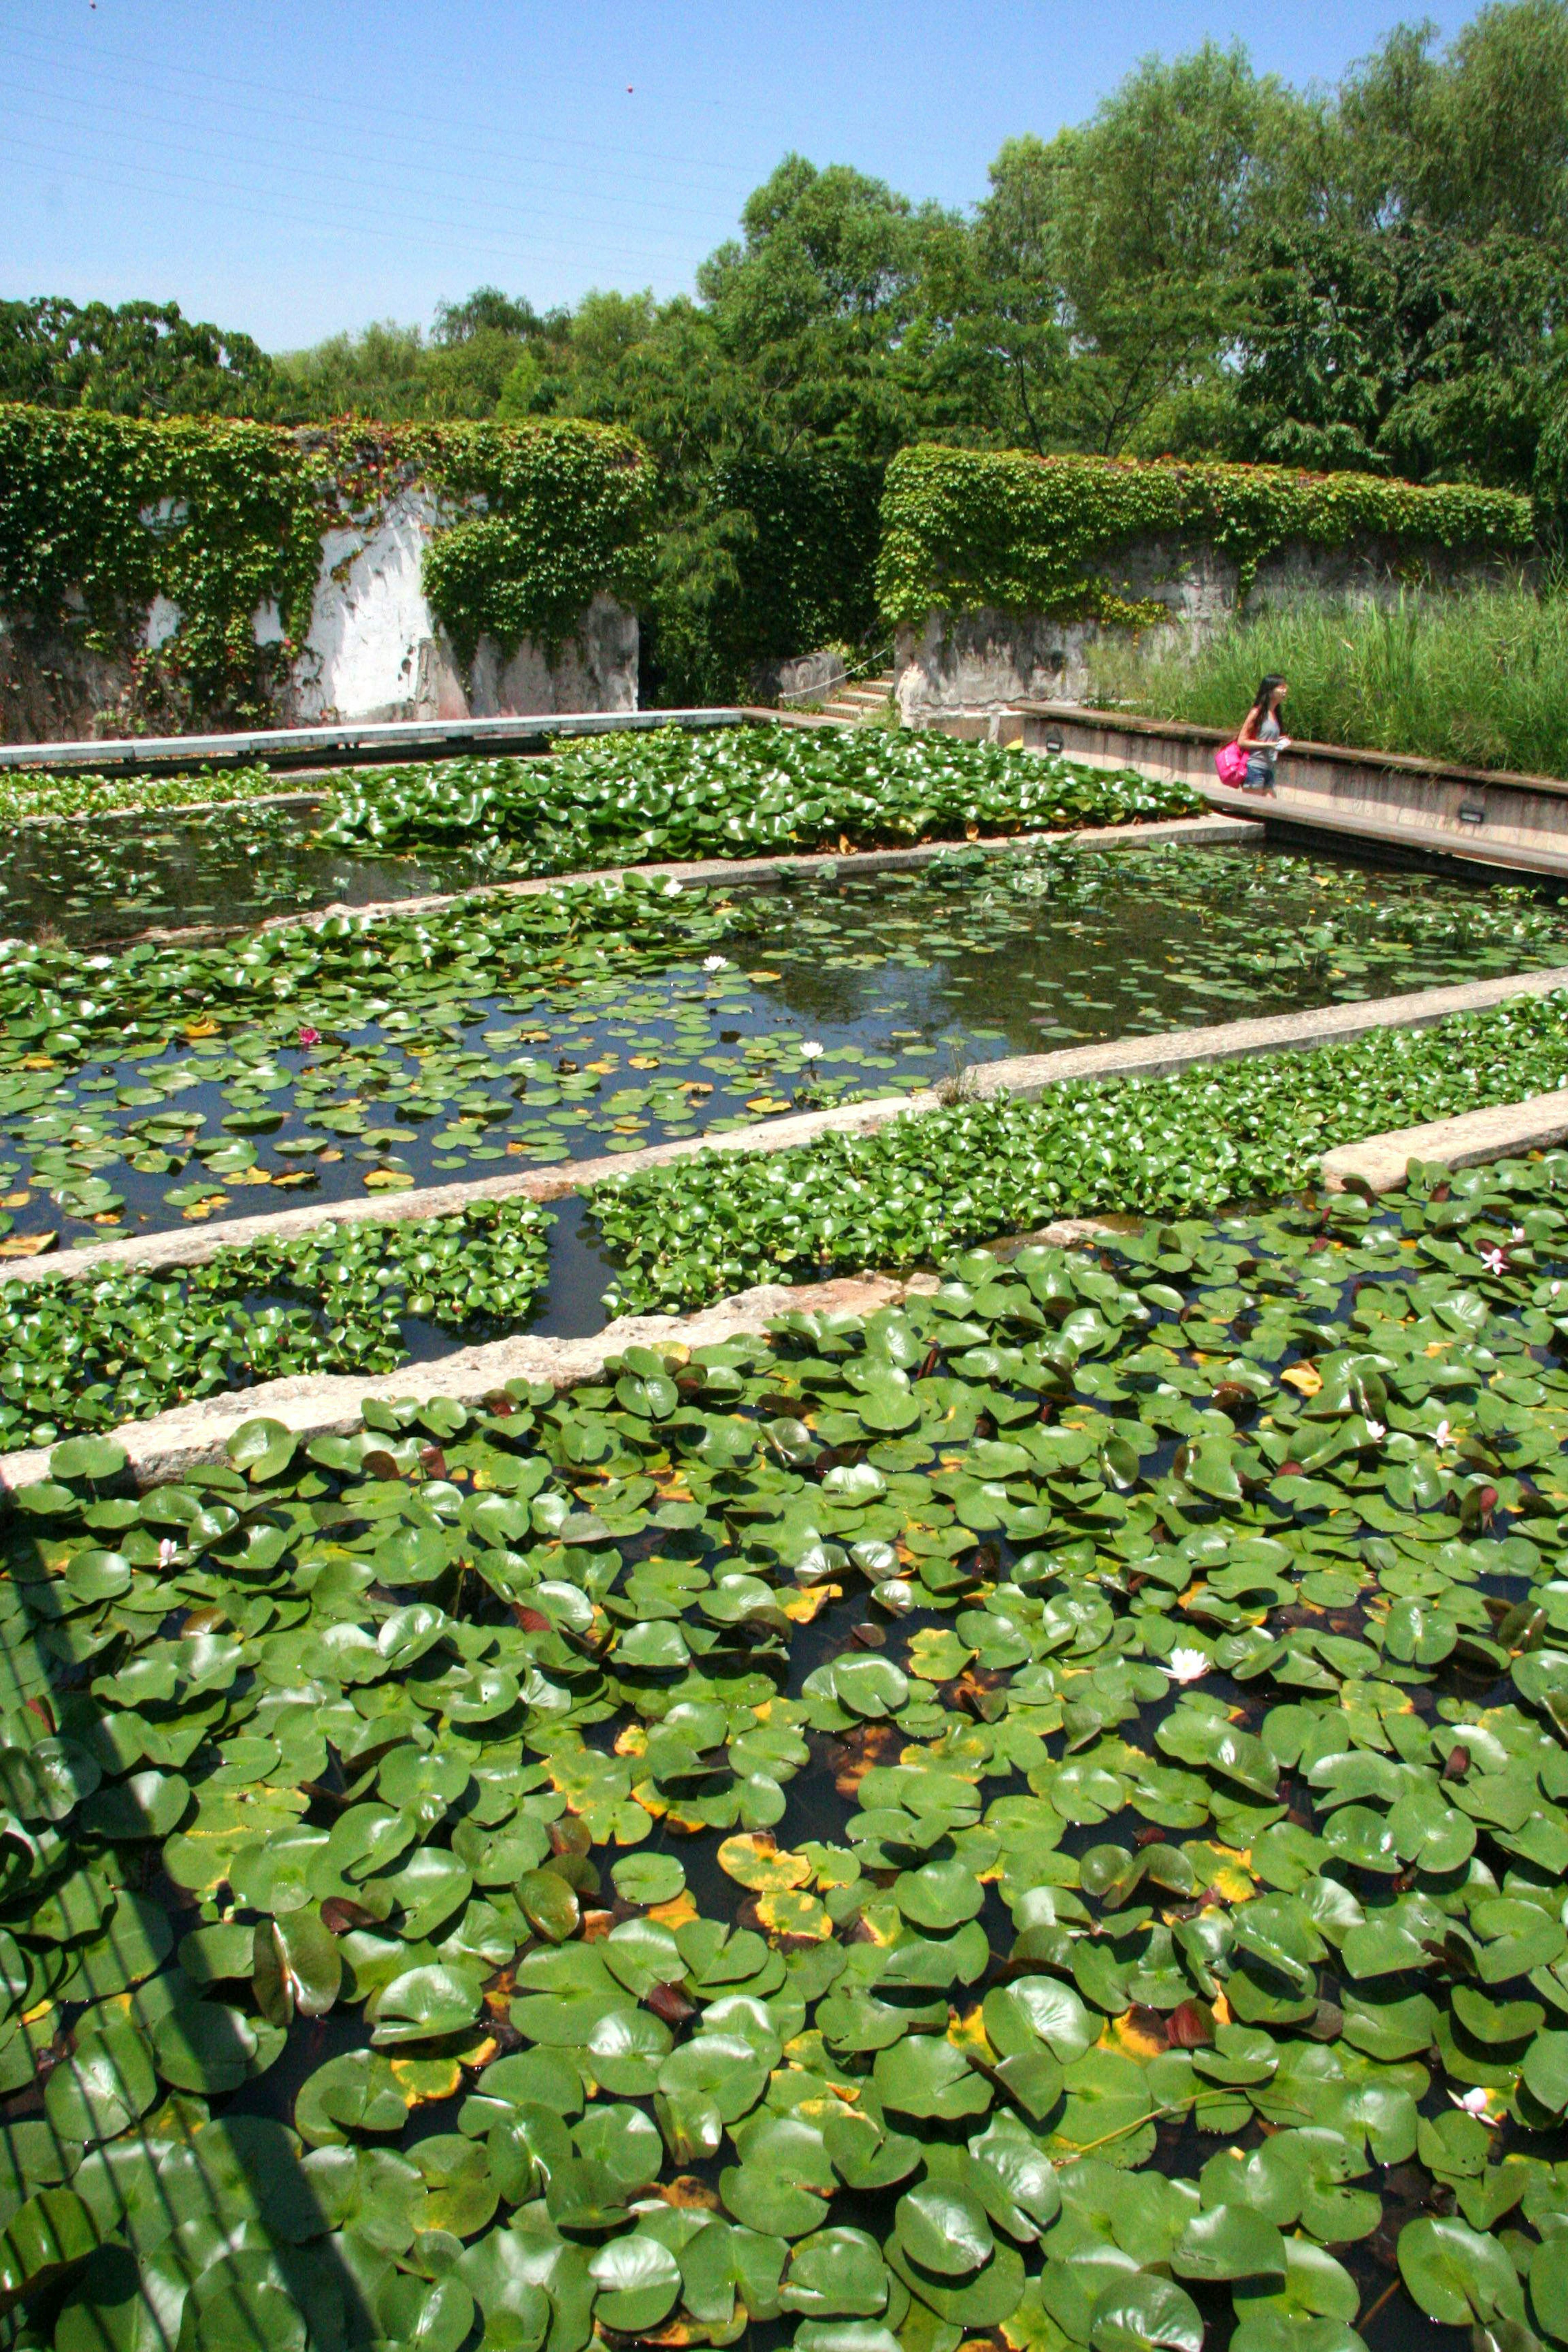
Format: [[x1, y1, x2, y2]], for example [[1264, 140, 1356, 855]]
[[0, 847, 1564, 1258], [16, 984, 1568, 1453], [2, 1157, 1568, 2352], [0, 724, 1194, 948]]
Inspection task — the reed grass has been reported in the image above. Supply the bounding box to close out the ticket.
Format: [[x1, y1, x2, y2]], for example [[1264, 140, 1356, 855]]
[[1083, 588, 1568, 779]]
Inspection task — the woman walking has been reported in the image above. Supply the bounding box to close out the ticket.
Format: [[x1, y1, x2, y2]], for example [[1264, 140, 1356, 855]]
[[1236, 674, 1291, 794]]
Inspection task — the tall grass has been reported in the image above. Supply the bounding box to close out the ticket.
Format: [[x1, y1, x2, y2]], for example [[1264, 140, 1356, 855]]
[[1083, 589, 1568, 779]]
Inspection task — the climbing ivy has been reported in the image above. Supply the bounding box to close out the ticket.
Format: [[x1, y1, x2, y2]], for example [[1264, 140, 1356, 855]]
[[0, 410, 653, 729], [418, 421, 652, 666], [875, 446, 1536, 631], [0, 408, 321, 728]]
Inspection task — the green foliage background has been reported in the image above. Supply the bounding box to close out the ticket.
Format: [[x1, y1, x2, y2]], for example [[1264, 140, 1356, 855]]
[[9, 4, 1568, 706]]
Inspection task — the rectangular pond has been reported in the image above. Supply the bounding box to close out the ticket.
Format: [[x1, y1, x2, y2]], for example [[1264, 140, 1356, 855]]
[[0, 842, 1564, 1260]]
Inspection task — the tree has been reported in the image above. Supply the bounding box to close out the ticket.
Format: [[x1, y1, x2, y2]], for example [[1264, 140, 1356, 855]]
[[0, 296, 274, 416], [915, 47, 1306, 459], [432, 286, 543, 344], [695, 155, 948, 460], [1229, 2, 1568, 493], [268, 320, 429, 421]]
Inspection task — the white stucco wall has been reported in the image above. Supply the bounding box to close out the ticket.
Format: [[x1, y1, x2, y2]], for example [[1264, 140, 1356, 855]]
[[281, 488, 637, 726]]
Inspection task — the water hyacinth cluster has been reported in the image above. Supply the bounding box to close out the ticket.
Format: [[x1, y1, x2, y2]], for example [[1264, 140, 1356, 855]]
[[0, 1158, 1565, 2350], [0, 1198, 553, 1450]]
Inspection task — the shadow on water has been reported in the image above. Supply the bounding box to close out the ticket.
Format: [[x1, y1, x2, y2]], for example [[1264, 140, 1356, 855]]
[[0, 806, 510, 951], [0, 1533, 376, 2352]]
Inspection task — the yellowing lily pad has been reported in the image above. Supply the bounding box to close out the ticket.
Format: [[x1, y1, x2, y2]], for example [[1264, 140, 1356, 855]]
[[717, 1834, 813, 1892], [756, 1890, 833, 1940]]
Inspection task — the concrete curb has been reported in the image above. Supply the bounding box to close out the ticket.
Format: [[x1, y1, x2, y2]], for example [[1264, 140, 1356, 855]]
[[123, 812, 1258, 948], [0, 1218, 1120, 1493], [14, 959, 1568, 1294], [1321, 1089, 1568, 1193], [0, 1269, 934, 1493]]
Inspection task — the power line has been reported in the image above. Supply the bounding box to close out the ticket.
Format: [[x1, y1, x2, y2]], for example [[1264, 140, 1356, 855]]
[[0, 20, 754, 193], [1, 89, 744, 249], [3, 133, 719, 287]]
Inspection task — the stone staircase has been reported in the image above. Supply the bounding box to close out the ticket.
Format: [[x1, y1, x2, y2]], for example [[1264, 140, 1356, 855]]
[[815, 668, 898, 725]]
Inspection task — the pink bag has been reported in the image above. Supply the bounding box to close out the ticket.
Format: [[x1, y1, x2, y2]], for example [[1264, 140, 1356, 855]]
[[1214, 741, 1249, 787]]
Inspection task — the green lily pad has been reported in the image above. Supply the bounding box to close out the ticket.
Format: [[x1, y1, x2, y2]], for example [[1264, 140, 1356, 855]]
[[44, 2023, 157, 2145], [1091, 2274, 1206, 2352], [1398, 2216, 1523, 2325], [895, 2184, 994, 2276]]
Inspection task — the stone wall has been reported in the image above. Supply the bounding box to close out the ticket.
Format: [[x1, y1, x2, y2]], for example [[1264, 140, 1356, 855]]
[[282, 488, 637, 726], [0, 484, 638, 743], [894, 534, 1529, 727]]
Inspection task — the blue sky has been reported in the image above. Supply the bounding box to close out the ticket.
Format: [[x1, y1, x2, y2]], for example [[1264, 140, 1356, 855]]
[[3, 0, 1484, 352]]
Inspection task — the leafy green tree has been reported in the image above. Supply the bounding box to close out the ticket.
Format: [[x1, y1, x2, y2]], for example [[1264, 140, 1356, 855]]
[[0, 296, 274, 416], [1231, 3, 1568, 494], [268, 320, 430, 421]]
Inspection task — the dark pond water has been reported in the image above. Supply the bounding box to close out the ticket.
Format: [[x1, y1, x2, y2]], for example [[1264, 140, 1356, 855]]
[[0, 804, 506, 945], [4, 845, 1566, 1266]]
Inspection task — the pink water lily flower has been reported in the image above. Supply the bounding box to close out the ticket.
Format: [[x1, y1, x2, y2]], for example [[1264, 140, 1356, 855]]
[[1450, 2088, 1497, 2123], [157, 1538, 178, 1568], [1480, 1245, 1509, 1275], [298, 1026, 321, 1048]]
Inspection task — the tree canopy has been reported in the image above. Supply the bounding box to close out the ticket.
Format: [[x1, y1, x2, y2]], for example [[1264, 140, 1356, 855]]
[[5, 2, 1568, 697]]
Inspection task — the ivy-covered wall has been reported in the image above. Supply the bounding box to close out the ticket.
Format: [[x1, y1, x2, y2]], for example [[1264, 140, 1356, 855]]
[[877, 446, 1535, 629], [877, 447, 1537, 723], [0, 408, 653, 737]]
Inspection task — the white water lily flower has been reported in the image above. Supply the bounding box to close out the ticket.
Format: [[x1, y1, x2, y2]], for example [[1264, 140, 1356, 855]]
[[1364, 1418, 1387, 1442], [799, 1041, 824, 1060], [1450, 2087, 1498, 2123], [702, 955, 728, 972], [1433, 1419, 1452, 1449], [661, 879, 684, 896], [1165, 1648, 1210, 1683], [157, 1538, 178, 1568]]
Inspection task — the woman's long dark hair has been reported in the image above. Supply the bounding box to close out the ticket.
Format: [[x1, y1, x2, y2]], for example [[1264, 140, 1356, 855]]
[[1248, 674, 1287, 726]]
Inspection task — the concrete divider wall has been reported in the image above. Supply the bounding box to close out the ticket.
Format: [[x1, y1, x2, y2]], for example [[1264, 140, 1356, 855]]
[[3, 483, 640, 744], [893, 535, 1524, 727]]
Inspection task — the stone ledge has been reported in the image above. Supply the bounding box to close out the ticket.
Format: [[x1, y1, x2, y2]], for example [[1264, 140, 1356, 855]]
[[1321, 1090, 1568, 1193], [11, 958, 1567, 1293], [0, 1270, 935, 1493], [0, 1215, 1116, 1493]]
